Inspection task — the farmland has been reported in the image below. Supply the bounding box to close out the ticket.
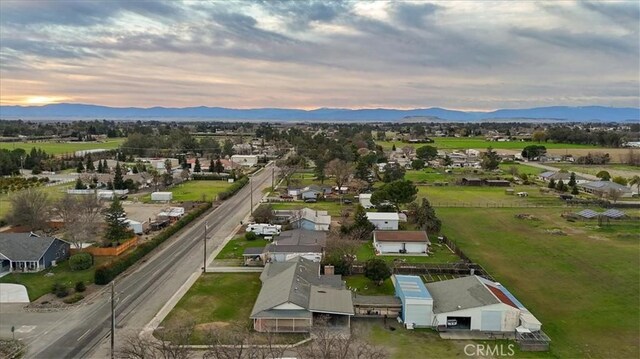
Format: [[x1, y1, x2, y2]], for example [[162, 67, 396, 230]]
[[0, 138, 126, 155], [417, 184, 563, 207], [437, 207, 639, 358], [551, 163, 640, 178], [375, 137, 602, 151]]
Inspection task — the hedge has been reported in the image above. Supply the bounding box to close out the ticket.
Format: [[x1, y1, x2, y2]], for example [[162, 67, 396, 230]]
[[217, 176, 249, 200], [94, 202, 213, 285], [191, 173, 228, 181], [69, 252, 93, 271]]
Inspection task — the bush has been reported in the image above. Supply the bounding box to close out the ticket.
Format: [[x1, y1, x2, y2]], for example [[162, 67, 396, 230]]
[[51, 282, 69, 298], [69, 252, 93, 271], [63, 293, 84, 304], [75, 281, 86, 292], [95, 202, 213, 285], [245, 232, 258, 241], [217, 176, 249, 200]]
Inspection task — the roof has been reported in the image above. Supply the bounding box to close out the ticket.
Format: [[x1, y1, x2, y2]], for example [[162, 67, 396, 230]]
[[602, 209, 626, 218], [374, 231, 430, 243], [425, 275, 499, 313], [352, 295, 402, 306], [394, 275, 432, 300], [359, 193, 372, 199], [242, 247, 265, 256], [581, 181, 631, 193], [292, 208, 331, 226], [265, 244, 323, 254], [251, 257, 352, 318], [485, 180, 511, 183], [462, 177, 483, 182], [366, 212, 400, 221], [576, 209, 599, 219], [0, 233, 67, 261], [275, 229, 327, 246]]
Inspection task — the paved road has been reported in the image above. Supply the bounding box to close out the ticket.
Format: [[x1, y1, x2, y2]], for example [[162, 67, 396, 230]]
[[1, 164, 276, 358]]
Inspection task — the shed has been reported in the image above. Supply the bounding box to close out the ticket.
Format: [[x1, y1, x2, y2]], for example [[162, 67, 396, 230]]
[[393, 275, 433, 328], [366, 212, 400, 230], [124, 219, 144, 235], [358, 193, 374, 209], [484, 179, 511, 187], [461, 177, 484, 186], [373, 231, 430, 254], [151, 192, 173, 201]]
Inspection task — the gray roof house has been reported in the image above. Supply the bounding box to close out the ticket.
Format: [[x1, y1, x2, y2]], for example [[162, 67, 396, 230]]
[[0, 233, 71, 274], [242, 230, 327, 264], [250, 257, 354, 333], [578, 181, 632, 196]]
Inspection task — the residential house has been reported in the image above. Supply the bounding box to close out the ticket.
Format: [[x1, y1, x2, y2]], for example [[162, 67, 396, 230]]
[[373, 231, 430, 254], [366, 212, 400, 230], [250, 257, 354, 333], [291, 208, 331, 231], [243, 230, 327, 264], [578, 181, 632, 197], [0, 233, 71, 274], [538, 171, 588, 184], [358, 193, 374, 209]]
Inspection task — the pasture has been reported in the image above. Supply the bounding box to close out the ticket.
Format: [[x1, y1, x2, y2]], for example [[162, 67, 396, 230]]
[[375, 137, 601, 151], [0, 138, 126, 155], [437, 207, 639, 358], [142, 180, 232, 202], [417, 184, 564, 207], [551, 163, 640, 179]]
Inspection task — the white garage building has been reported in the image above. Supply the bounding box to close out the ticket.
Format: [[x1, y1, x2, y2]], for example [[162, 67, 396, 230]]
[[393, 275, 433, 328], [366, 212, 399, 230], [373, 231, 430, 254]]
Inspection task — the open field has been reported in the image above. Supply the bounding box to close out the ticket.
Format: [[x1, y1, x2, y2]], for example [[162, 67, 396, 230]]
[[417, 184, 566, 207], [142, 180, 232, 202], [438, 207, 640, 358], [551, 163, 640, 178], [376, 137, 601, 151], [0, 257, 112, 301], [0, 138, 126, 155], [0, 181, 75, 221], [160, 273, 262, 344], [405, 164, 543, 184], [546, 148, 638, 164]]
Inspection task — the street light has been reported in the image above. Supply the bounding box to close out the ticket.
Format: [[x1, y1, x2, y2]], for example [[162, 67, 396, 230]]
[[203, 221, 209, 273]]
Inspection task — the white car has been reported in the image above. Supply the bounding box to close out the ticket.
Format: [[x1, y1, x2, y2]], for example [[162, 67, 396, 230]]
[[517, 192, 529, 197]]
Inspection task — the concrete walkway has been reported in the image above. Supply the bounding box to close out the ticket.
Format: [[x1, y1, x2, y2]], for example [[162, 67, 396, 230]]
[[0, 284, 30, 303], [206, 266, 264, 273]]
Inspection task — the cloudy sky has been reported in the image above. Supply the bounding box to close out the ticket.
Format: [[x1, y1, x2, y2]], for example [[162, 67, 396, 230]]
[[1, 0, 638, 110]]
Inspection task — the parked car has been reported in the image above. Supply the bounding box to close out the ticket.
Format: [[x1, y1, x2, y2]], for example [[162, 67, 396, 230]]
[[343, 199, 353, 204], [304, 198, 317, 203], [280, 194, 293, 199], [517, 192, 528, 197]]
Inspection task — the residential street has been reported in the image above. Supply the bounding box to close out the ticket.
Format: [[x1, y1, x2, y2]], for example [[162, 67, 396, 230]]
[[0, 164, 276, 358]]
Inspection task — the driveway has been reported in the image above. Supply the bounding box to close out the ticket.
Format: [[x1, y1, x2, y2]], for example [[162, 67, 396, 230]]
[[0, 284, 30, 303]]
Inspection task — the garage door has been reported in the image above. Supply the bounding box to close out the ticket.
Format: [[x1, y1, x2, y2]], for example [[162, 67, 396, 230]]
[[481, 310, 502, 331]]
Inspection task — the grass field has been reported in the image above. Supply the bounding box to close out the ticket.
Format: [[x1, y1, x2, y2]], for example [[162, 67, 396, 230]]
[[160, 273, 262, 344], [405, 164, 543, 184], [142, 180, 232, 202], [437, 207, 639, 358], [345, 275, 395, 296], [215, 235, 270, 261], [270, 201, 351, 216], [551, 163, 640, 178], [0, 257, 112, 300], [376, 137, 600, 151], [0, 181, 74, 221], [417, 184, 564, 207], [0, 138, 126, 155]]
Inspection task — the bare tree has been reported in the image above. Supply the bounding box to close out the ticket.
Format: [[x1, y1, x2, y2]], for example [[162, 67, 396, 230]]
[[152, 320, 195, 359], [117, 334, 155, 359], [401, 146, 415, 158], [325, 159, 353, 198], [608, 188, 622, 203], [54, 195, 103, 249], [7, 189, 51, 231]]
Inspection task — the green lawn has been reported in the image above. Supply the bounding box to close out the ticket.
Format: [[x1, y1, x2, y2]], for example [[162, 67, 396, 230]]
[[417, 184, 563, 207], [498, 162, 544, 176], [438, 207, 639, 358], [345, 275, 395, 295], [376, 137, 601, 151], [0, 138, 125, 155], [143, 180, 232, 202], [271, 201, 350, 216], [356, 241, 461, 264], [161, 273, 262, 344], [0, 257, 112, 301], [215, 236, 270, 261], [551, 163, 640, 177]]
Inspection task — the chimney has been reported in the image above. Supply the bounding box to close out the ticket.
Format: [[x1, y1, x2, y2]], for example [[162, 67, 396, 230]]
[[324, 265, 334, 276]]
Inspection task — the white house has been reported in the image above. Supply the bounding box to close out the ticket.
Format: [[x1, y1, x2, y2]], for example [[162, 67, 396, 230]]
[[366, 212, 399, 230], [264, 244, 323, 263], [373, 231, 430, 254], [291, 208, 331, 231], [231, 155, 259, 167]]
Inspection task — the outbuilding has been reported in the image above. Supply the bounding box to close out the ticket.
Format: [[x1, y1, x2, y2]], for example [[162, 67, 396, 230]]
[[151, 191, 173, 202], [393, 275, 433, 329], [366, 212, 399, 230], [373, 231, 430, 254]]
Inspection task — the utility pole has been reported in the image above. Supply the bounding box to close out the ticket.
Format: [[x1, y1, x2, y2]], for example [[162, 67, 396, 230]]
[[250, 176, 254, 216], [271, 166, 275, 189], [111, 281, 115, 359], [203, 221, 208, 273]]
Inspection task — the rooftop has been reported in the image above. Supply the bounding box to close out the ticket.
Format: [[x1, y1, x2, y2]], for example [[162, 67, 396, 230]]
[[374, 231, 430, 243], [366, 212, 400, 221], [0, 233, 67, 261], [394, 275, 432, 300], [425, 275, 499, 313]]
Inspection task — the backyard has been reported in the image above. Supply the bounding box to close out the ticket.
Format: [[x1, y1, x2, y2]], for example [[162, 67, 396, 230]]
[[270, 200, 351, 216], [356, 240, 462, 264], [142, 180, 232, 202], [215, 235, 270, 262], [437, 207, 640, 358], [0, 138, 126, 155]]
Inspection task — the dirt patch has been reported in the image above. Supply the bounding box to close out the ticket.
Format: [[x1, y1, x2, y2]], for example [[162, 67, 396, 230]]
[[587, 235, 610, 241], [515, 213, 539, 220], [545, 228, 567, 236], [195, 322, 231, 332]]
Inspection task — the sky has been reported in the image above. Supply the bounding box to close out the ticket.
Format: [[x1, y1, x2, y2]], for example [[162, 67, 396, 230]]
[[0, 0, 638, 110]]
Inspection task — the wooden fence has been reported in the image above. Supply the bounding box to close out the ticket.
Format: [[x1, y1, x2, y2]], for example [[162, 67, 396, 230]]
[[72, 237, 138, 257]]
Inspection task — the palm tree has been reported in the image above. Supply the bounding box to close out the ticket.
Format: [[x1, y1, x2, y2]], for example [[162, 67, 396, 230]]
[[630, 175, 640, 196]]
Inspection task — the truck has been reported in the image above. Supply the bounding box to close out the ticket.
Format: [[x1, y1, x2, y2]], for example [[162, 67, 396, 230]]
[[246, 223, 281, 236]]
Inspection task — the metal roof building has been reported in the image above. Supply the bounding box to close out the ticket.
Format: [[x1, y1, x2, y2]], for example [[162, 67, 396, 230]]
[[393, 275, 433, 328]]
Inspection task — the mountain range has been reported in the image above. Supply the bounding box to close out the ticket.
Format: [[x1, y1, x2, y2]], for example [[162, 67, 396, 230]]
[[0, 103, 638, 122]]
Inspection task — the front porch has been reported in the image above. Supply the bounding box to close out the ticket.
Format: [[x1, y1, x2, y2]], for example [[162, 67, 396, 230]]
[[2, 259, 44, 273]]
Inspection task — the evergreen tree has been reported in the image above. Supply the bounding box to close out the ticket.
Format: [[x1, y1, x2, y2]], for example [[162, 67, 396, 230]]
[[113, 162, 124, 190], [571, 185, 579, 195], [409, 198, 442, 234], [97, 160, 104, 173], [103, 197, 131, 243], [85, 155, 95, 172], [215, 158, 224, 173], [391, 144, 396, 151], [556, 179, 567, 192], [568, 172, 577, 187], [102, 159, 109, 173], [481, 147, 500, 170], [74, 178, 86, 190], [194, 158, 201, 172], [76, 161, 84, 173], [548, 179, 556, 189], [209, 159, 215, 173]]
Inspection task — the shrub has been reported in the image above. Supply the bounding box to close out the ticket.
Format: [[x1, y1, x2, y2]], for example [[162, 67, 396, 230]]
[[63, 293, 84, 304], [245, 232, 258, 241], [75, 281, 86, 292], [217, 176, 249, 200], [51, 282, 69, 298], [69, 252, 93, 271]]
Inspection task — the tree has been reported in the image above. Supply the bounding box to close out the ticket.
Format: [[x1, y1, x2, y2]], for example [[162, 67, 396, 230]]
[[74, 178, 87, 190], [209, 159, 215, 173], [407, 198, 442, 234], [508, 166, 519, 176], [521, 145, 547, 161], [629, 175, 640, 195], [193, 158, 201, 173], [222, 139, 234, 157], [481, 147, 500, 170], [391, 144, 396, 151], [314, 158, 327, 184], [411, 159, 425, 170], [442, 154, 453, 167], [596, 170, 611, 181], [382, 162, 405, 183], [364, 258, 392, 285], [76, 160, 84, 173], [532, 130, 547, 143], [612, 176, 628, 186], [322, 236, 360, 275], [164, 159, 173, 174], [7, 189, 51, 231], [214, 157, 224, 173], [371, 180, 418, 211], [342, 205, 375, 241], [608, 188, 622, 203], [415, 145, 438, 161], [325, 159, 353, 196], [103, 197, 131, 244], [113, 162, 125, 190], [102, 159, 109, 173], [548, 178, 556, 189], [252, 204, 274, 223], [568, 172, 577, 187], [85, 155, 95, 172], [97, 160, 104, 173], [571, 185, 579, 195], [556, 179, 568, 192]]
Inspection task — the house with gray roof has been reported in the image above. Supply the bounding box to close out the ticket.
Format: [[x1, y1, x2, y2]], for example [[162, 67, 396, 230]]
[[250, 257, 354, 333], [0, 233, 71, 274], [242, 230, 327, 265], [578, 181, 632, 197]]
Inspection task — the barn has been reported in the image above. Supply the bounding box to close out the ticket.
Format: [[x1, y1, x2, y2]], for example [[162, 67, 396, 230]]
[[373, 231, 430, 254], [393, 275, 433, 328]]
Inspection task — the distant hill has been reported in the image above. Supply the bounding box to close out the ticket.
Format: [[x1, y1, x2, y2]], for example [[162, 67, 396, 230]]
[[0, 103, 638, 122]]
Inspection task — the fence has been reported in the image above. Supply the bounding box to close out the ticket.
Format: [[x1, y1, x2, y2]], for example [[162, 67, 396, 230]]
[[73, 237, 138, 257]]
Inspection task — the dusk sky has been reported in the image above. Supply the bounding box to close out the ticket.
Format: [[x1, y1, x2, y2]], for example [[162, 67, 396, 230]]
[[1, 0, 638, 110]]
